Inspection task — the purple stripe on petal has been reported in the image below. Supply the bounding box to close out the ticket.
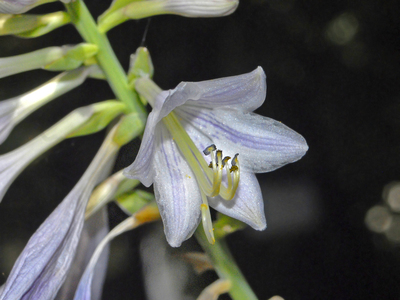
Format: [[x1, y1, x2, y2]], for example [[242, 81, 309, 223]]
[[0, 135, 117, 300]]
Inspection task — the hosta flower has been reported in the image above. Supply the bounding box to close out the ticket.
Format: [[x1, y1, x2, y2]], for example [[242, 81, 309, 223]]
[[0, 106, 94, 203], [124, 67, 308, 247], [0, 67, 92, 145], [56, 208, 109, 300], [0, 123, 119, 300], [73, 204, 159, 300]]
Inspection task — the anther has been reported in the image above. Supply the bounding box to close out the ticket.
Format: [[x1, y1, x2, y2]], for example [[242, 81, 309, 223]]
[[203, 144, 216, 156], [230, 154, 239, 173], [222, 156, 231, 167]]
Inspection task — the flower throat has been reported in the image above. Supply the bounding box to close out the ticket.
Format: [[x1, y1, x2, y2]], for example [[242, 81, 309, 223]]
[[163, 112, 240, 244]]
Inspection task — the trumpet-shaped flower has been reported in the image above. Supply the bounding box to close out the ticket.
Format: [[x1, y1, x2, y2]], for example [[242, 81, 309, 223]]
[[0, 123, 119, 300], [0, 67, 92, 145], [73, 204, 160, 300], [124, 67, 308, 247], [56, 208, 109, 300], [0, 106, 94, 203]]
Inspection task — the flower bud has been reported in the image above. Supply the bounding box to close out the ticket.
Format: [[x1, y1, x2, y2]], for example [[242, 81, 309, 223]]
[[161, 0, 239, 17], [0, 12, 70, 38], [98, 0, 238, 33]]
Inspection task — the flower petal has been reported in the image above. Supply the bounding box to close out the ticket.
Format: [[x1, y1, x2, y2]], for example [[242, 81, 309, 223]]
[[0, 98, 18, 144], [163, 0, 239, 18], [0, 128, 118, 300], [176, 106, 308, 173], [123, 94, 169, 186], [73, 215, 132, 300], [0, 0, 37, 14], [158, 67, 266, 116], [153, 124, 202, 247], [208, 172, 266, 230], [55, 208, 109, 300], [0, 106, 94, 203]]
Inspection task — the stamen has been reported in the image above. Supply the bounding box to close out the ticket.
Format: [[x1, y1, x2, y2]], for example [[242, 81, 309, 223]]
[[220, 153, 240, 201], [163, 112, 240, 203], [201, 203, 215, 245], [209, 150, 223, 197]]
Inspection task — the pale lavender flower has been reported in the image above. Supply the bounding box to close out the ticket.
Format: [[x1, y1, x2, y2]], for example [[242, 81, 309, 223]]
[[124, 67, 308, 247], [0, 124, 119, 300], [0, 67, 92, 145], [55, 208, 109, 300], [73, 216, 135, 300], [73, 203, 160, 300], [0, 106, 94, 203]]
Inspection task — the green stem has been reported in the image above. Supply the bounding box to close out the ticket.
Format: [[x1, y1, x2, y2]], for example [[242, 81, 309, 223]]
[[65, 0, 146, 117], [195, 225, 259, 300]]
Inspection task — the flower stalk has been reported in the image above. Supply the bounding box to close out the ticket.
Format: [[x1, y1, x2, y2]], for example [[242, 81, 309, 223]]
[[195, 224, 259, 300], [65, 0, 146, 118]]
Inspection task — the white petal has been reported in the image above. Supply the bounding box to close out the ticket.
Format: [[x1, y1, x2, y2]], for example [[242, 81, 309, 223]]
[[153, 124, 202, 247], [176, 106, 308, 173], [123, 113, 158, 187], [0, 68, 91, 145], [73, 216, 133, 300], [161, 67, 266, 114], [0, 0, 37, 14], [0, 128, 118, 300], [0, 106, 94, 203], [164, 0, 238, 18], [0, 99, 18, 144], [56, 208, 109, 300], [208, 172, 266, 230]]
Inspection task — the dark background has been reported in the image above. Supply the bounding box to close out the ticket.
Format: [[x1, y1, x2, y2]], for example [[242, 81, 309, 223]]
[[1, 0, 400, 299]]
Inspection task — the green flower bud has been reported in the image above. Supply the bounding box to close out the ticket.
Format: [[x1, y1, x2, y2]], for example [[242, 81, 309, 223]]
[[0, 12, 70, 38]]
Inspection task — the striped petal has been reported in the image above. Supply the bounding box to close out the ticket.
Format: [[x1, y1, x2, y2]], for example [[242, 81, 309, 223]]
[[0, 135, 118, 300], [153, 124, 202, 247], [159, 67, 266, 114], [177, 106, 308, 173], [0, 0, 38, 14], [208, 172, 266, 230]]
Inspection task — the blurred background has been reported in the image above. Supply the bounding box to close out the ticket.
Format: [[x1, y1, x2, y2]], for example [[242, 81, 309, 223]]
[[1, 0, 400, 299]]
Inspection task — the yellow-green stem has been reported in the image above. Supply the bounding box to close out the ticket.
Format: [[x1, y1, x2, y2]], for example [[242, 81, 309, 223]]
[[195, 225, 259, 300], [65, 0, 146, 118]]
